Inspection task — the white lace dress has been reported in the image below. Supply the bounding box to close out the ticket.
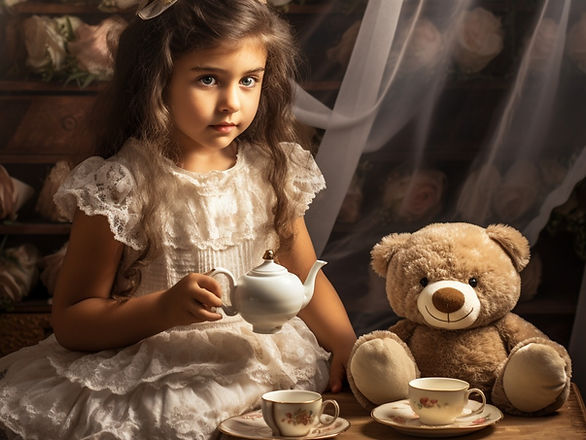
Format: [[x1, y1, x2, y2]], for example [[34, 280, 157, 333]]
[[0, 138, 330, 440]]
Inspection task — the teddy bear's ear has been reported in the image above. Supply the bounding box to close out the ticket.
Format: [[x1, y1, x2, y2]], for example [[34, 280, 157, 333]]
[[371, 233, 411, 277], [486, 224, 530, 272]]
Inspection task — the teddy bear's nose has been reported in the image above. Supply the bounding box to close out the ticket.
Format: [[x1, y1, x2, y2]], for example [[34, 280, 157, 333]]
[[432, 288, 465, 313]]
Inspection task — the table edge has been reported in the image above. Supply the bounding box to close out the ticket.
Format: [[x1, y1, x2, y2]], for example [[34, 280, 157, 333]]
[[573, 382, 586, 421]]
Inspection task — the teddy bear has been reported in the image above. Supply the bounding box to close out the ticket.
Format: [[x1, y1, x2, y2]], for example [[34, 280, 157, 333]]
[[347, 222, 572, 416]]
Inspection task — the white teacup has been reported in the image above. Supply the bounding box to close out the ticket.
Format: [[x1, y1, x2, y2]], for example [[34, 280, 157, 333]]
[[408, 377, 486, 425], [261, 390, 340, 437]]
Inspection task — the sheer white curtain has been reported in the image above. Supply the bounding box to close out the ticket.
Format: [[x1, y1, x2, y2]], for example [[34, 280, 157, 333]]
[[293, 0, 586, 334]]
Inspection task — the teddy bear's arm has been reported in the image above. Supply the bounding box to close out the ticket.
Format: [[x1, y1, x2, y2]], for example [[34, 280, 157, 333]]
[[389, 318, 418, 342], [492, 312, 572, 415], [495, 312, 548, 351]]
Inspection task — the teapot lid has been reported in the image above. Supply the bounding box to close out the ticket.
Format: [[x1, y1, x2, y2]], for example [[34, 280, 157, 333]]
[[249, 250, 287, 276]]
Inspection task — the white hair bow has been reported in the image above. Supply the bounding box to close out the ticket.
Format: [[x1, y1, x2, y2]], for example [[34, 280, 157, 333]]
[[136, 0, 178, 20], [137, 0, 269, 20]]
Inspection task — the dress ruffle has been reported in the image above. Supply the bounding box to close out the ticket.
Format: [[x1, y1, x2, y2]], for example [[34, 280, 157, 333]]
[[53, 140, 325, 253], [282, 142, 327, 217], [53, 156, 145, 251], [0, 317, 329, 440]]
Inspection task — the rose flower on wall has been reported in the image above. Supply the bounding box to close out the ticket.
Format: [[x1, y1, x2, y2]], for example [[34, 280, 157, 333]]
[[381, 168, 446, 224], [67, 16, 127, 81], [23, 14, 127, 87], [453, 7, 504, 73]]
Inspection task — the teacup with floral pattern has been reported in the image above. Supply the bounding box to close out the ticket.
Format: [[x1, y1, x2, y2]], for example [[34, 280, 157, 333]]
[[261, 390, 339, 436], [408, 377, 486, 425]]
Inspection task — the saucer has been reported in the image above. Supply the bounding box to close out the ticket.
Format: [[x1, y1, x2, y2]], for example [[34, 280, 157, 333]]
[[218, 410, 351, 439], [371, 399, 503, 438]]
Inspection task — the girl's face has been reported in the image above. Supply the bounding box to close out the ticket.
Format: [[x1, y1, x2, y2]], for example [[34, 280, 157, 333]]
[[167, 36, 267, 158]]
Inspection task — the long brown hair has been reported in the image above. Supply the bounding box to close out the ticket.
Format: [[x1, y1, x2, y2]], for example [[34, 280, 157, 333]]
[[91, 0, 304, 294]]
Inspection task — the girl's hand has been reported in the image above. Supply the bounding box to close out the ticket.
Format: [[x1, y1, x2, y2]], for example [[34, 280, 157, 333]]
[[328, 340, 354, 393], [160, 273, 224, 327]]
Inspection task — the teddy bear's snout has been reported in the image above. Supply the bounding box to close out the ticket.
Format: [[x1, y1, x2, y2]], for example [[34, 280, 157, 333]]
[[417, 280, 481, 329], [432, 288, 465, 313]]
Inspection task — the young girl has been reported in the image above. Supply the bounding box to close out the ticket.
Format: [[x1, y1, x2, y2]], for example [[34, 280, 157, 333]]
[[0, 0, 357, 438]]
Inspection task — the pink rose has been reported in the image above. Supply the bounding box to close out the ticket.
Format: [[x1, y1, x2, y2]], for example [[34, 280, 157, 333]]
[[67, 16, 127, 79], [401, 18, 445, 73], [23, 15, 80, 72], [382, 169, 446, 223], [453, 7, 504, 73]]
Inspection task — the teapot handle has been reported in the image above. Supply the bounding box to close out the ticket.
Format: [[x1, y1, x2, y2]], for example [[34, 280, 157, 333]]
[[208, 268, 238, 316]]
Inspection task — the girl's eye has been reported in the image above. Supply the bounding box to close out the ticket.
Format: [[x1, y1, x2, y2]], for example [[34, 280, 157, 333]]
[[241, 76, 257, 87], [419, 277, 428, 287], [469, 277, 478, 287], [198, 75, 216, 86]]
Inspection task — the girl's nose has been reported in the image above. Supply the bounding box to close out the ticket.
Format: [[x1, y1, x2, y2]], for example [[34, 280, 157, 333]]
[[219, 84, 240, 113]]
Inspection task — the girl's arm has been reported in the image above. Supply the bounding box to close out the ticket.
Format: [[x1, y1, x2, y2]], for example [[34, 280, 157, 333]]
[[51, 209, 223, 351], [278, 217, 357, 393]]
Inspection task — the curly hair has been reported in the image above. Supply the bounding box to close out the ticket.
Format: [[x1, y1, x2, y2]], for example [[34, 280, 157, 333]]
[[90, 0, 304, 295]]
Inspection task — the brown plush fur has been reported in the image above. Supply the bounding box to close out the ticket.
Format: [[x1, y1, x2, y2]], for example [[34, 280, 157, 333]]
[[348, 222, 572, 416]]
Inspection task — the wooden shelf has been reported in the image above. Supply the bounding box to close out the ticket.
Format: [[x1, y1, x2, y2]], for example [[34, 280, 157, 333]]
[[0, 80, 104, 94], [0, 154, 82, 163], [0, 78, 339, 93], [0, 222, 71, 235], [6, 1, 340, 15], [9, 1, 133, 15]]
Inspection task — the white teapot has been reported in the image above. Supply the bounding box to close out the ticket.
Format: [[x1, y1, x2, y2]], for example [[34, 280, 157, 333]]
[[209, 250, 327, 333]]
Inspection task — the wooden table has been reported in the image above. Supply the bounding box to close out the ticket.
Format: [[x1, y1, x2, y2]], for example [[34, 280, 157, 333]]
[[221, 383, 586, 439], [325, 383, 586, 439]]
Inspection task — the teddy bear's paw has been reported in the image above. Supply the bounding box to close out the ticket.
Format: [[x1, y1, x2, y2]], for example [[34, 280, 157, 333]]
[[349, 336, 417, 405], [502, 342, 569, 413]]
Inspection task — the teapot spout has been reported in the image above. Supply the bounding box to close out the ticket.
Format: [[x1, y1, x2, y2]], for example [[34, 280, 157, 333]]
[[301, 259, 327, 308]]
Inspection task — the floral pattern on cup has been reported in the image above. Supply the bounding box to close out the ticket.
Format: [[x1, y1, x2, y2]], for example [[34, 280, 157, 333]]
[[261, 390, 339, 437], [413, 397, 450, 410], [282, 408, 314, 426]]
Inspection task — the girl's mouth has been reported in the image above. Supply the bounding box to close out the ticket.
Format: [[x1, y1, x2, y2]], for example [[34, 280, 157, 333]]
[[211, 123, 237, 133]]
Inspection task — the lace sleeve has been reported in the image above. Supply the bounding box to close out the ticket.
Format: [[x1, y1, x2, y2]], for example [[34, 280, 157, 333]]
[[53, 156, 145, 250], [282, 142, 326, 217]]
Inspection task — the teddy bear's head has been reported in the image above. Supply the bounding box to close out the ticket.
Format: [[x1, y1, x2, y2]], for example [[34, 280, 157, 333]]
[[371, 222, 530, 330]]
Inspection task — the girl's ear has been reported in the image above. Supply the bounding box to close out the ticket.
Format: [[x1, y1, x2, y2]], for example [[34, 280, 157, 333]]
[[370, 232, 411, 278], [486, 224, 530, 272]]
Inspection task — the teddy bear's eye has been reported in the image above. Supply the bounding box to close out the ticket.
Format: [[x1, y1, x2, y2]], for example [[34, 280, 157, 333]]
[[419, 277, 428, 287], [468, 277, 478, 287]]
